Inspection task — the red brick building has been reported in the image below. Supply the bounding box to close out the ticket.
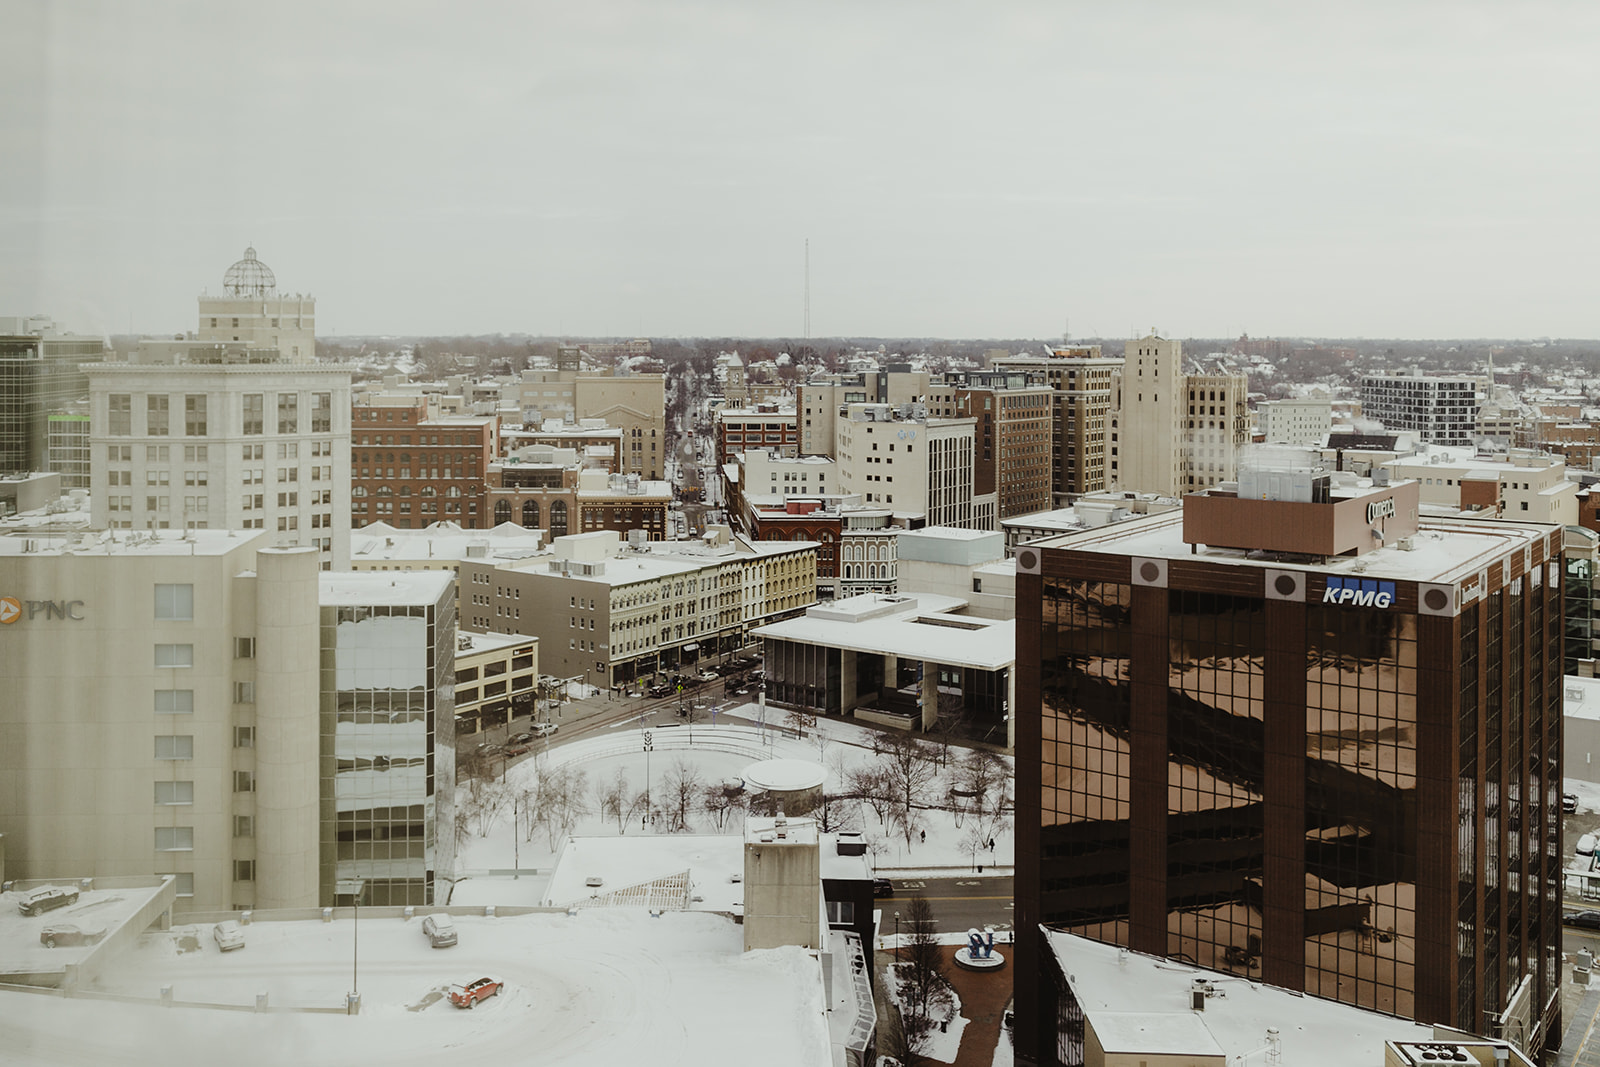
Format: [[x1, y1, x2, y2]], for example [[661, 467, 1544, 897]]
[[351, 400, 498, 529]]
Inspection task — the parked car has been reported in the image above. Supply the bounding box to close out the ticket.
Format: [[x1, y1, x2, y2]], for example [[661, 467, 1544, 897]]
[[508, 731, 534, 746], [448, 976, 503, 1008], [213, 920, 246, 952], [504, 744, 531, 757], [1566, 910, 1600, 931], [648, 685, 672, 699], [531, 722, 558, 738], [1565, 793, 1581, 815], [422, 913, 458, 948], [1579, 833, 1598, 858], [18, 885, 79, 917], [873, 878, 895, 898], [696, 670, 718, 682], [39, 924, 103, 948]]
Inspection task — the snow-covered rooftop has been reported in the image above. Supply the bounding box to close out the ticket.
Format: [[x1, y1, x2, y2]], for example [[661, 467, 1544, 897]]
[[0, 527, 268, 557], [753, 593, 1015, 671], [1034, 509, 1557, 586], [319, 569, 454, 606], [1046, 930, 1435, 1066]]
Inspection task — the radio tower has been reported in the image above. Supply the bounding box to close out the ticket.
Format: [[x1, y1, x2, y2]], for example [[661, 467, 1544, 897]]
[[804, 239, 811, 340]]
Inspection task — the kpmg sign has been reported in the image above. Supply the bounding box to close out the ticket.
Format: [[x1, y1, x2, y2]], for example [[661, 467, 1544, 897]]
[[1322, 576, 1396, 609]]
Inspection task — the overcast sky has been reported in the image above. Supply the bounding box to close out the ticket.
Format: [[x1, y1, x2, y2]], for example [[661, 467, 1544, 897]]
[[4, 1, 1598, 340]]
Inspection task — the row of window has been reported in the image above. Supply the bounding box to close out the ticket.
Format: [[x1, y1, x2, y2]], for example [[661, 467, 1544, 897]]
[[107, 393, 333, 436]]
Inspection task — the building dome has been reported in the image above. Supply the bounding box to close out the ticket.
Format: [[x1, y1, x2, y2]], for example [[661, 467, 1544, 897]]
[[223, 246, 276, 297]]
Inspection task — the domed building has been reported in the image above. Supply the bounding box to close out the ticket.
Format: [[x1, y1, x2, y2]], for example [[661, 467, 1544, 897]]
[[197, 246, 316, 364]]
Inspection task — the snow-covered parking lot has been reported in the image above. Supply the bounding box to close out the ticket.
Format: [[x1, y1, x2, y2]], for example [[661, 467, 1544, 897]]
[[2, 909, 829, 1066]]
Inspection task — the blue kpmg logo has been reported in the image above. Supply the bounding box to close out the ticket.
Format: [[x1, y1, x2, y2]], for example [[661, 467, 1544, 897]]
[[1322, 576, 1395, 608]]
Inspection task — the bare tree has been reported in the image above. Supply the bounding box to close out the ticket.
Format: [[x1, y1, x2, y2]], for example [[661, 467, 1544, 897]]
[[700, 780, 747, 831], [846, 764, 895, 828], [926, 706, 971, 769], [529, 762, 589, 849], [661, 757, 703, 833], [785, 706, 818, 739], [896, 893, 947, 1063], [877, 733, 939, 847]]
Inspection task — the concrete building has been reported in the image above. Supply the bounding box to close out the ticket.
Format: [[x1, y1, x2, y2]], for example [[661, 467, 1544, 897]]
[[0, 536, 457, 912], [0, 317, 105, 478], [993, 343, 1123, 505], [1181, 364, 1252, 492], [1013, 477, 1565, 1059], [574, 374, 666, 481], [1257, 394, 1334, 447], [754, 592, 1015, 747], [1360, 373, 1479, 446], [834, 403, 986, 529], [1108, 333, 1185, 497], [486, 456, 670, 543], [896, 526, 1015, 620], [1383, 450, 1577, 526], [719, 404, 799, 467], [350, 396, 498, 530], [86, 361, 353, 567], [743, 812, 822, 952], [459, 528, 817, 693], [46, 412, 91, 489], [0, 532, 322, 911], [197, 247, 315, 364], [452, 629, 539, 735]]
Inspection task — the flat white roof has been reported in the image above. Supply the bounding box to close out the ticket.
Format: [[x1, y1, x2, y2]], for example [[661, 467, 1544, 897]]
[[0, 527, 268, 557], [753, 593, 1015, 670], [1046, 931, 1433, 1066], [319, 569, 453, 606], [456, 629, 535, 655], [1034, 509, 1558, 586]]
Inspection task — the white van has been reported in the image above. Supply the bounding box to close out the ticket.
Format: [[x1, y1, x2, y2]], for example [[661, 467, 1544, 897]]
[[422, 912, 457, 948], [1578, 833, 1597, 858]]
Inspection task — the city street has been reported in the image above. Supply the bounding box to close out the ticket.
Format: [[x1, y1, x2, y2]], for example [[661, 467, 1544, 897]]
[[880, 875, 1015, 938]]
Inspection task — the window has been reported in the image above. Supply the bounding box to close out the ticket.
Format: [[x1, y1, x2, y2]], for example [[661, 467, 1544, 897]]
[[234, 860, 255, 882], [278, 393, 298, 434], [155, 643, 194, 668], [234, 726, 255, 749], [108, 394, 131, 435], [154, 584, 193, 621], [154, 735, 193, 759], [170, 873, 194, 897], [147, 394, 170, 436], [234, 681, 256, 704], [155, 781, 193, 805], [234, 815, 254, 838], [155, 689, 194, 714], [185, 395, 207, 436], [312, 392, 332, 433], [155, 827, 194, 851], [243, 394, 264, 435], [234, 637, 256, 659], [233, 771, 255, 793], [826, 900, 855, 924]]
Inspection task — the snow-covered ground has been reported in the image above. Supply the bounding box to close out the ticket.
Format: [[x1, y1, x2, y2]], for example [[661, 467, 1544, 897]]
[[885, 960, 969, 1063], [2, 910, 830, 1067], [450, 699, 1014, 897]]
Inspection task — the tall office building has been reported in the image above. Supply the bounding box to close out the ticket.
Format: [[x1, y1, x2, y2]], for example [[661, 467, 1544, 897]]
[[993, 344, 1123, 506], [0, 317, 105, 477], [923, 371, 1054, 521], [1013, 473, 1564, 1064], [86, 250, 352, 567], [0, 538, 457, 911], [1181, 363, 1251, 492], [1107, 334, 1249, 498], [1360, 374, 1478, 446]]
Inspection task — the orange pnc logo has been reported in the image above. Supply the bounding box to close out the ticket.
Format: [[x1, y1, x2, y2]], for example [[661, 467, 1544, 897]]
[[0, 596, 20, 624]]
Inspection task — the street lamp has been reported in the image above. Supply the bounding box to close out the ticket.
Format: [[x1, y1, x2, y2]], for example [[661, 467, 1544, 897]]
[[336, 878, 366, 1014]]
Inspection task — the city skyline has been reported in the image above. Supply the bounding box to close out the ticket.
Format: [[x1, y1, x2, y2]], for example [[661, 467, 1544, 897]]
[[6, 2, 1599, 340]]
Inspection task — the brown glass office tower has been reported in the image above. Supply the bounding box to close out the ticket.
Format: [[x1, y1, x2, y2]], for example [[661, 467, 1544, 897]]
[[1013, 474, 1564, 1066]]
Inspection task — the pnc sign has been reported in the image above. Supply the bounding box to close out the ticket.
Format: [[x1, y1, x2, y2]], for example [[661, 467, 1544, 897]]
[[0, 596, 84, 624], [1323, 577, 1395, 609]]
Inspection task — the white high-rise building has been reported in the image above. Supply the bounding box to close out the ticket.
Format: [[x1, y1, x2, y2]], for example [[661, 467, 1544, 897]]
[[86, 250, 352, 568], [1360, 374, 1478, 446], [1258, 394, 1333, 447], [1109, 333, 1186, 497]]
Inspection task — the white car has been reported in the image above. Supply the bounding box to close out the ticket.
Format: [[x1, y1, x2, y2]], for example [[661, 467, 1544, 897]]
[[422, 912, 457, 948], [213, 920, 246, 952], [531, 722, 558, 738]]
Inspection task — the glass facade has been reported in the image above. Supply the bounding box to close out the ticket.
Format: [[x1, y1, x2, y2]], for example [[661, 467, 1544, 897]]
[[0, 336, 102, 475], [320, 592, 454, 906], [1034, 556, 1562, 1049]]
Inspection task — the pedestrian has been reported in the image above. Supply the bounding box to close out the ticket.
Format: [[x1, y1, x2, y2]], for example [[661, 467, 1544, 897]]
[[988, 837, 995, 851], [919, 830, 926, 844]]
